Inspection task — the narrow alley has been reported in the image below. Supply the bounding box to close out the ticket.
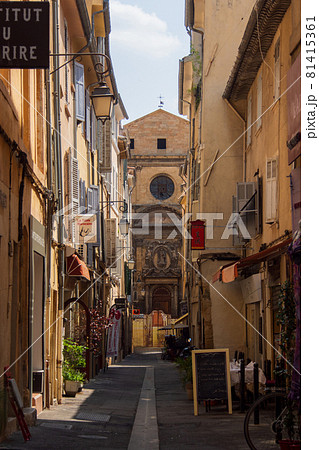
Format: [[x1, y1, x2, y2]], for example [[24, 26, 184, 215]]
[[1, 349, 248, 450]]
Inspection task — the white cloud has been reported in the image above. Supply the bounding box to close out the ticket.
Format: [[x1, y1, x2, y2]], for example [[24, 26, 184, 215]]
[[110, 1, 181, 58]]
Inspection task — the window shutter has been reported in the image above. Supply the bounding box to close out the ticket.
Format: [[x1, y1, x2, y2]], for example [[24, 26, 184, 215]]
[[87, 187, 93, 213], [237, 182, 255, 212], [237, 182, 257, 239], [75, 61, 85, 121], [79, 179, 86, 211], [85, 90, 91, 144], [266, 159, 277, 223], [247, 95, 252, 146], [106, 218, 117, 267], [232, 195, 243, 246], [68, 153, 79, 243], [98, 120, 111, 172], [92, 186, 100, 247], [91, 185, 99, 213], [257, 72, 262, 129], [91, 108, 97, 152]]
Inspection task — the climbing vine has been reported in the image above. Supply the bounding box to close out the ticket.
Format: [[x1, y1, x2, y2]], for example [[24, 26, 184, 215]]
[[276, 281, 296, 386]]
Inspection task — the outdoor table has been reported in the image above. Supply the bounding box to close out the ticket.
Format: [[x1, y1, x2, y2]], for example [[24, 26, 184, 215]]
[[230, 361, 266, 394]]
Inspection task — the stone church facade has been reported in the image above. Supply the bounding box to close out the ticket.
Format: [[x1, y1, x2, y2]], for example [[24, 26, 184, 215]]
[[125, 109, 189, 319]]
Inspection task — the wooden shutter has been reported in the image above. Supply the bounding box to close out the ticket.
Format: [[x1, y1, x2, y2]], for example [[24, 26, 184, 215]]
[[237, 182, 255, 212], [91, 108, 97, 152], [68, 153, 79, 243], [237, 182, 257, 239], [98, 120, 112, 172], [106, 218, 117, 266], [232, 195, 243, 246], [75, 61, 85, 121], [266, 159, 277, 223], [91, 185, 99, 213], [87, 185, 100, 266], [247, 95, 252, 146], [87, 187, 93, 213], [85, 90, 91, 144], [92, 186, 100, 247], [79, 179, 86, 211]]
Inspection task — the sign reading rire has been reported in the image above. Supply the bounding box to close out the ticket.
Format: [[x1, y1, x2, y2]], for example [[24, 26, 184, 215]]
[[0, 2, 49, 69]]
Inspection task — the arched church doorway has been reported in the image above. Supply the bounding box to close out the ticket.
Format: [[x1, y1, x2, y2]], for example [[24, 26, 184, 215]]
[[152, 287, 171, 314]]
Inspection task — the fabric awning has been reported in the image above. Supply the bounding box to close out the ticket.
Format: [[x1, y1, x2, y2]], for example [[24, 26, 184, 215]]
[[66, 254, 90, 281], [212, 238, 292, 283], [222, 263, 239, 283], [212, 266, 222, 283], [237, 238, 292, 269]]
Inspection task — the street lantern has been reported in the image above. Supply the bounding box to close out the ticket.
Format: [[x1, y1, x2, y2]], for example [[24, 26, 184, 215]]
[[119, 215, 129, 236], [127, 259, 135, 270], [90, 83, 114, 123]]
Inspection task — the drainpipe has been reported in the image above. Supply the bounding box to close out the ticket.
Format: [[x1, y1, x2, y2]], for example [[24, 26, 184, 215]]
[[52, 0, 64, 405], [45, 67, 53, 409], [52, 0, 64, 311]]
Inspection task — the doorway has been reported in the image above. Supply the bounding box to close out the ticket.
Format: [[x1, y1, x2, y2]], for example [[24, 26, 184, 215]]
[[152, 287, 171, 314]]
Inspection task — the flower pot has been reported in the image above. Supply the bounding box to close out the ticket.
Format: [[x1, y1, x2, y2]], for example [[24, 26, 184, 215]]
[[64, 380, 80, 397], [185, 382, 193, 400], [278, 440, 301, 450]]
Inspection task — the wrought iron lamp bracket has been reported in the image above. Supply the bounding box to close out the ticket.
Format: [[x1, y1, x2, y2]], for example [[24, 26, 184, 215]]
[[50, 52, 111, 80]]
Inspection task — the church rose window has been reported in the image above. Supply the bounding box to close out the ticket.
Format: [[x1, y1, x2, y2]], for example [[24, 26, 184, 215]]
[[150, 176, 174, 200]]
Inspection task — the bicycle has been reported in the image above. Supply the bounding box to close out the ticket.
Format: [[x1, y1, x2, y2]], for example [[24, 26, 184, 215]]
[[244, 391, 300, 449]]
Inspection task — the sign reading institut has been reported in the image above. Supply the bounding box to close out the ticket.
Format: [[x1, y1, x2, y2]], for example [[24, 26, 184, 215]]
[[0, 2, 49, 69]]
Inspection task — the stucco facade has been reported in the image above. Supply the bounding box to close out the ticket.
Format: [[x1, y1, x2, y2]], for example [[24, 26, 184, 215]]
[[179, 0, 300, 373], [0, 0, 131, 439]]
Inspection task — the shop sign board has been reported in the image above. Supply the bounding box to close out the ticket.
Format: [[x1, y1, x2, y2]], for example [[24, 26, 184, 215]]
[[192, 349, 232, 416], [0, 2, 49, 68], [115, 297, 126, 308], [191, 220, 205, 250], [74, 214, 97, 244]]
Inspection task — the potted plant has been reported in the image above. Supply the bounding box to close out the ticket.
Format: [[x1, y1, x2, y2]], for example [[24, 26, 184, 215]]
[[176, 356, 193, 400], [62, 338, 86, 397]]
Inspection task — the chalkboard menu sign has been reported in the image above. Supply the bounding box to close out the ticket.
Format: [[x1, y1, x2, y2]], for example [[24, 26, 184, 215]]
[[192, 349, 232, 415]]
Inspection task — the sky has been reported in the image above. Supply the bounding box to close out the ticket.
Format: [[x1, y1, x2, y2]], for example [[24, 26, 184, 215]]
[[109, 0, 190, 124]]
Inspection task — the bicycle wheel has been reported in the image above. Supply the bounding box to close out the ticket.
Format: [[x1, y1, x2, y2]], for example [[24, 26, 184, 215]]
[[244, 392, 294, 450]]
